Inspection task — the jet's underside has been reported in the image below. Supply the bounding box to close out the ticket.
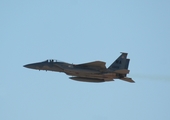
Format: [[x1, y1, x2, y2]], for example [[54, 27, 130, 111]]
[[69, 77, 106, 82], [64, 70, 116, 81]]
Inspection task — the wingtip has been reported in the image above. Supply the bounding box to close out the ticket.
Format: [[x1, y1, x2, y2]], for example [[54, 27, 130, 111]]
[[120, 52, 128, 55]]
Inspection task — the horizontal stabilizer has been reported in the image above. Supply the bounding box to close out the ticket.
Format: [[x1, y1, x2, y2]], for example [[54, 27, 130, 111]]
[[114, 69, 130, 74], [120, 77, 135, 83]]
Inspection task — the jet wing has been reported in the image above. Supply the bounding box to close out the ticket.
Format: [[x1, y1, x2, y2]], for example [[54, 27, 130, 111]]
[[76, 61, 106, 70]]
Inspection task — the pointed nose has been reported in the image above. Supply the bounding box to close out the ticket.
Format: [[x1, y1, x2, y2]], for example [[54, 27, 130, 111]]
[[23, 65, 27, 68], [23, 64, 33, 69], [23, 63, 40, 69]]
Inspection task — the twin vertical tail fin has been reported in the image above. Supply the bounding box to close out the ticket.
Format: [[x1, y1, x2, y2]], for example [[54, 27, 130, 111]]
[[108, 52, 130, 71], [108, 52, 134, 83]]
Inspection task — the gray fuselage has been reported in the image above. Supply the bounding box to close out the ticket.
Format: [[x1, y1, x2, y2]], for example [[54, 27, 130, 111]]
[[24, 60, 116, 81]]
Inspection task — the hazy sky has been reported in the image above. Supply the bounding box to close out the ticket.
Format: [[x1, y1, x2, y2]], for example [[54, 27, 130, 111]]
[[1, 0, 170, 120]]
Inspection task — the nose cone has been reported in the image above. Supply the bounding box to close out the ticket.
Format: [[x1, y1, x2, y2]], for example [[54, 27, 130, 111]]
[[23, 64, 34, 69], [23, 64, 27, 68], [23, 63, 41, 69]]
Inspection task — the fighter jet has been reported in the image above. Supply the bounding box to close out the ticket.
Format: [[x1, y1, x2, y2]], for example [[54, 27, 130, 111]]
[[24, 52, 134, 83]]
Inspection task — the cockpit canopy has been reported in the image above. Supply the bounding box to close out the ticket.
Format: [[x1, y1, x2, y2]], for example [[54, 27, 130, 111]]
[[43, 59, 63, 63]]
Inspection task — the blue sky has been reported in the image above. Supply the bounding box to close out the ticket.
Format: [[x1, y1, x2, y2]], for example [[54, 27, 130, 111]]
[[1, 0, 170, 120]]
